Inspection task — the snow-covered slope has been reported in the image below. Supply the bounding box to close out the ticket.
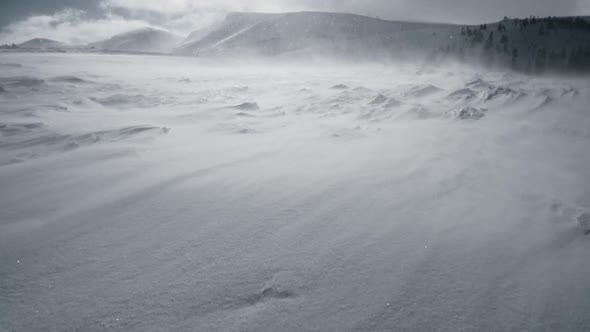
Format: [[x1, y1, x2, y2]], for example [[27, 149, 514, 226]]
[[92, 28, 182, 54], [1, 52, 590, 331], [18, 38, 67, 50], [176, 12, 590, 73], [176, 12, 276, 54], [176, 12, 459, 59]]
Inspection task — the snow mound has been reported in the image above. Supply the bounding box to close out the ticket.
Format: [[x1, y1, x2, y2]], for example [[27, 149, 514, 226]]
[[447, 88, 476, 101], [484, 86, 526, 104], [331, 84, 349, 90], [235, 112, 256, 117], [466, 78, 491, 89], [398, 104, 430, 119], [0, 63, 23, 68], [3, 105, 69, 117], [231, 102, 260, 110], [530, 95, 553, 110], [353, 86, 372, 92], [0, 122, 45, 136], [445, 107, 487, 120], [332, 127, 368, 139], [561, 88, 579, 99], [245, 285, 294, 305], [48, 76, 93, 84], [0, 125, 170, 166], [358, 108, 394, 121], [406, 84, 443, 98], [0, 76, 45, 89], [90, 94, 171, 109], [369, 94, 388, 105], [384, 98, 402, 108]]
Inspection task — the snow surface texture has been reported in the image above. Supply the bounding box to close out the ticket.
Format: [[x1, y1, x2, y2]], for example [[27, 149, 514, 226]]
[[1, 53, 590, 331]]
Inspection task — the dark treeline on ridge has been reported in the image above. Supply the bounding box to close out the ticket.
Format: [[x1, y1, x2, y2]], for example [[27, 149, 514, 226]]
[[434, 16, 590, 74]]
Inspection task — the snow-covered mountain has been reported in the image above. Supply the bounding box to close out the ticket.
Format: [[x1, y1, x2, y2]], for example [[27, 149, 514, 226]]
[[175, 12, 460, 60], [175, 12, 590, 73], [18, 38, 67, 50], [92, 28, 181, 54]]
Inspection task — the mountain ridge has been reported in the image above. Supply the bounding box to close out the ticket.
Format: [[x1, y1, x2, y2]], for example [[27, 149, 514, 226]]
[[175, 12, 590, 73], [91, 27, 181, 54], [4, 12, 590, 73], [17, 38, 66, 49]]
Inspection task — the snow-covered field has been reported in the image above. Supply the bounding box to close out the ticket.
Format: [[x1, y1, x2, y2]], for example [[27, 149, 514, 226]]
[[1, 53, 590, 331]]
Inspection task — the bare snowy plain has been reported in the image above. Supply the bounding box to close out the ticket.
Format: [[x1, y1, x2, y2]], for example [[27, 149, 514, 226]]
[[1, 52, 590, 331]]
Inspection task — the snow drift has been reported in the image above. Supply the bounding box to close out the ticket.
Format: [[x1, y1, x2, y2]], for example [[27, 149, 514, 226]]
[[1, 52, 590, 331]]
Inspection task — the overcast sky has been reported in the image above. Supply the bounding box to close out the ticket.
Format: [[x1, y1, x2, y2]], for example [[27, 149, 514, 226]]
[[1, 0, 589, 44]]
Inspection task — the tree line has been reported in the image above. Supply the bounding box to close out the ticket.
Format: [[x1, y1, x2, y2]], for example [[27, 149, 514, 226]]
[[446, 16, 590, 74]]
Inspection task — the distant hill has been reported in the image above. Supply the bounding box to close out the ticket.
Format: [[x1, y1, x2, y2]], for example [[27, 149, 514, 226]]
[[92, 28, 181, 54], [18, 38, 66, 49], [175, 12, 460, 60], [175, 12, 590, 73]]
